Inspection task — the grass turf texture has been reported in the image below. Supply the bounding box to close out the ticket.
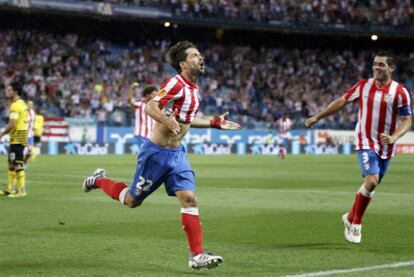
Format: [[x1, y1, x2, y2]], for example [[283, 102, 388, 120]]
[[0, 154, 413, 277]]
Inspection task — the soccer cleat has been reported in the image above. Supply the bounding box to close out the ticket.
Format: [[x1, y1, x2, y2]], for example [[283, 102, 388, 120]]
[[83, 168, 106, 192], [188, 252, 223, 270], [351, 224, 362, 244], [0, 189, 17, 196], [342, 213, 353, 243], [8, 191, 27, 198]]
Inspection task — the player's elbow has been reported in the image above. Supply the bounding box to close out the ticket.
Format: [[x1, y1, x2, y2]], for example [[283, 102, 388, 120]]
[[8, 121, 16, 130], [401, 115, 412, 129]]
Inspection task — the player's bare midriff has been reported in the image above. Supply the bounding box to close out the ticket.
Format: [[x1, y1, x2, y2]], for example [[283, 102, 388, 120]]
[[150, 121, 190, 148]]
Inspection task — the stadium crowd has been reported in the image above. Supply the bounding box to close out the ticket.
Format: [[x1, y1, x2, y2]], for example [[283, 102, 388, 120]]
[[1, 30, 413, 129], [85, 0, 414, 29]]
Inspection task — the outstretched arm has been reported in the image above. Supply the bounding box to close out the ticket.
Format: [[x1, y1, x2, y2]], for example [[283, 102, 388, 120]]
[[380, 115, 412, 145], [305, 97, 348, 128], [191, 112, 241, 130]]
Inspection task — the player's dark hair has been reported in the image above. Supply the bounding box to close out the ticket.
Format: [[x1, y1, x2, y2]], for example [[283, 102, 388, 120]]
[[166, 41, 197, 73], [142, 86, 157, 97], [9, 80, 24, 96], [375, 52, 396, 67]]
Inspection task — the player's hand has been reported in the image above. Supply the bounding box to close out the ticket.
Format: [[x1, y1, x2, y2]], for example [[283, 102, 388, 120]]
[[380, 133, 396, 145], [210, 112, 241, 130], [130, 82, 139, 89], [165, 109, 181, 135], [305, 117, 318, 128]]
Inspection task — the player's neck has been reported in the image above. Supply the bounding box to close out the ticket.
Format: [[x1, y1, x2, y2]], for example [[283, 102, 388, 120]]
[[181, 72, 198, 85], [11, 95, 20, 102], [375, 78, 391, 89]]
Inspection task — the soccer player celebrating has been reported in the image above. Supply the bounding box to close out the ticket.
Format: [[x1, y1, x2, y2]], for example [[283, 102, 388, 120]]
[[0, 81, 29, 198], [305, 53, 412, 243], [83, 41, 241, 269], [127, 83, 157, 149]]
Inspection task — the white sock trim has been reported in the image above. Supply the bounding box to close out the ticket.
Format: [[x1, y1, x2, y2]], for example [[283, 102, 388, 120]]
[[119, 187, 130, 204], [180, 207, 199, 216], [359, 184, 375, 198]]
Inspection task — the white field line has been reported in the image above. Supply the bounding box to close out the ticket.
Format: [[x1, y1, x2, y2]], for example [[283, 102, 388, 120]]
[[283, 260, 414, 277]]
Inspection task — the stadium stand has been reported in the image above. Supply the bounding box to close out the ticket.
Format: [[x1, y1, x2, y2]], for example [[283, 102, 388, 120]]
[[0, 2, 413, 130], [81, 0, 414, 28]]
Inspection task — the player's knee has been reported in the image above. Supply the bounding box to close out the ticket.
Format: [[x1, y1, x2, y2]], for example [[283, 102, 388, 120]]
[[123, 194, 142, 208], [183, 195, 198, 207], [364, 176, 379, 191]]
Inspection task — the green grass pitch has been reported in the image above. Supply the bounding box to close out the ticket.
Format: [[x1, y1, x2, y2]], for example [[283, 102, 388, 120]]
[[0, 154, 413, 276]]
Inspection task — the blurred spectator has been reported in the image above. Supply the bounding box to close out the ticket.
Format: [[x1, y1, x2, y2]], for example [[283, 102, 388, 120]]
[[82, 0, 414, 29], [0, 29, 413, 130]]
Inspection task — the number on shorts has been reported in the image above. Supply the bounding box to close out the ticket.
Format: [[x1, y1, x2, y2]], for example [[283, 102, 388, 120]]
[[135, 176, 153, 195], [362, 152, 370, 170], [362, 152, 369, 164]]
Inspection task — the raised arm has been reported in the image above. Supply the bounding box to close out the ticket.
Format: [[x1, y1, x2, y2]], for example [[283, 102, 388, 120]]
[[127, 82, 139, 105], [305, 97, 348, 128]]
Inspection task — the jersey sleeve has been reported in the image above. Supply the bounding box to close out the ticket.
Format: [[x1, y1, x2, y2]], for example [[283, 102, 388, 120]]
[[398, 87, 412, 116], [153, 78, 183, 109], [343, 80, 366, 102], [9, 102, 19, 120]]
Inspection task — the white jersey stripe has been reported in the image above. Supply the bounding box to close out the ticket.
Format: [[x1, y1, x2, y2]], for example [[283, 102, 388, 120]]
[[179, 87, 191, 120], [359, 79, 372, 149]]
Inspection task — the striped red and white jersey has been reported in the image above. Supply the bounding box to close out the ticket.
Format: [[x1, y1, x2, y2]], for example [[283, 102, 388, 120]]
[[153, 74, 200, 124], [344, 78, 412, 159], [131, 99, 154, 139], [27, 108, 36, 138], [277, 118, 293, 138]]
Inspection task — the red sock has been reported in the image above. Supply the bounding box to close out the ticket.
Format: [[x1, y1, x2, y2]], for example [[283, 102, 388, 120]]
[[279, 148, 285, 160], [96, 178, 127, 201], [181, 211, 203, 256], [347, 193, 359, 222], [352, 192, 372, 224]]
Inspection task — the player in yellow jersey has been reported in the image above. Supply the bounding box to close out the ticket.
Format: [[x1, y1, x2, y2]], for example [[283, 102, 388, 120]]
[[0, 81, 29, 198], [32, 106, 44, 160]]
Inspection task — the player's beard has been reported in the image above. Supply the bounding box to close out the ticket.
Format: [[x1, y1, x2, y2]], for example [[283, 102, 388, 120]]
[[190, 64, 204, 78]]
